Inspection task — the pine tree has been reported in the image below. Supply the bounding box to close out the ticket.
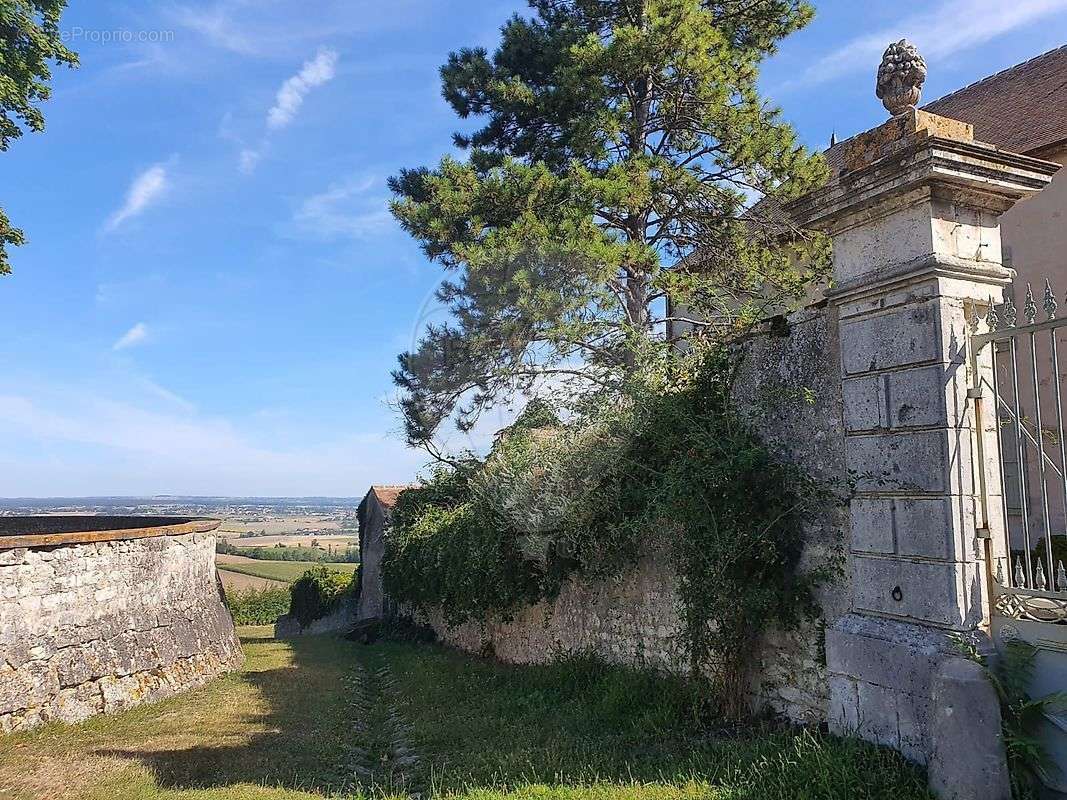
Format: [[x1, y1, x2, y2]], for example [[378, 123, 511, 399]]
[[390, 0, 827, 447]]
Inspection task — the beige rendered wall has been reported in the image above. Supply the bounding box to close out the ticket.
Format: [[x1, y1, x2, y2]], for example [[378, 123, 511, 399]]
[[1002, 148, 1067, 291], [992, 149, 1067, 558]]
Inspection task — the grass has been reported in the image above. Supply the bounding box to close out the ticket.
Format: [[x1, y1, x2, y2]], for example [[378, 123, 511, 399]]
[[217, 561, 358, 584], [0, 629, 935, 800], [0, 628, 356, 800]]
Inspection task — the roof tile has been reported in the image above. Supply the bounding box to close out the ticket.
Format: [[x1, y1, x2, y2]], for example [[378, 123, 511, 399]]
[[370, 485, 413, 509], [923, 44, 1067, 156]]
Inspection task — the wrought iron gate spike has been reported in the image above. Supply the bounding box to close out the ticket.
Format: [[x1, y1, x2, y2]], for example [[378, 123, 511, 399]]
[[1025, 283, 1038, 324], [1045, 278, 1058, 319], [1036, 559, 1048, 590], [987, 296, 1000, 331], [1005, 295, 1018, 327]]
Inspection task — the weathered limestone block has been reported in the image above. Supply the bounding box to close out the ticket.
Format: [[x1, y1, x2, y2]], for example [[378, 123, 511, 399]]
[[846, 428, 974, 495], [928, 658, 1011, 800], [843, 362, 969, 433], [850, 496, 977, 561], [838, 300, 956, 377], [274, 597, 359, 638], [825, 614, 976, 763], [850, 557, 983, 627], [0, 531, 243, 734]]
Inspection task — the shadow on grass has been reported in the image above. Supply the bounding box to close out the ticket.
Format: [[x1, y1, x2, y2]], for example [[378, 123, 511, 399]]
[[96, 634, 935, 800], [97, 632, 363, 796]]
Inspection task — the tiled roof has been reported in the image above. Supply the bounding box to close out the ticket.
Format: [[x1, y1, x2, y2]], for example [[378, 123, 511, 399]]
[[821, 45, 1067, 175], [370, 485, 412, 509], [923, 44, 1067, 156]]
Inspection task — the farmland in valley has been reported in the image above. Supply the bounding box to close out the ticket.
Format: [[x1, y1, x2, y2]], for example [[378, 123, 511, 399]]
[[216, 553, 358, 583]]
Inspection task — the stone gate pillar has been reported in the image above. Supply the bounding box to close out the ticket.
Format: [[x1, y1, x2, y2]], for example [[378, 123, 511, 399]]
[[786, 79, 1058, 794]]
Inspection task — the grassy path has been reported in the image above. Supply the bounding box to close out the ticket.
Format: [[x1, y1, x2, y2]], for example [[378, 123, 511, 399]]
[[0, 629, 935, 800]]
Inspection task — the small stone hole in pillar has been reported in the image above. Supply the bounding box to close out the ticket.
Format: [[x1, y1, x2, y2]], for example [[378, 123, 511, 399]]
[[891, 586, 903, 602]]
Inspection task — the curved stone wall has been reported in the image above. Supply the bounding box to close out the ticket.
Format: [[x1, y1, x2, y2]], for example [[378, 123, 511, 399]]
[[0, 517, 243, 733]]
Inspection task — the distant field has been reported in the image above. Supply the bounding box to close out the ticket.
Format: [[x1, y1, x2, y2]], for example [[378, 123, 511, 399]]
[[217, 514, 350, 537], [217, 568, 286, 591], [216, 556, 358, 583], [221, 533, 359, 551]]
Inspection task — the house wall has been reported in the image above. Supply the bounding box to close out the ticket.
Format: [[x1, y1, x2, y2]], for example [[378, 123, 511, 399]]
[[422, 305, 850, 724], [0, 532, 242, 734], [991, 148, 1067, 558], [356, 496, 389, 622], [1002, 148, 1067, 288]]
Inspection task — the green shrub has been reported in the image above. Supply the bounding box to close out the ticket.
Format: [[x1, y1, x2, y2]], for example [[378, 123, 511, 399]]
[[384, 501, 549, 625], [225, 586, 290, 625], [289, 566, 354, 627], [384, 346, 832, 716], [957, 636, 1067, 798]]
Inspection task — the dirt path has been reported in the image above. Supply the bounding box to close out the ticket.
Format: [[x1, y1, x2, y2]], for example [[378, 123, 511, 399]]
[[343, 654, 421, 795]]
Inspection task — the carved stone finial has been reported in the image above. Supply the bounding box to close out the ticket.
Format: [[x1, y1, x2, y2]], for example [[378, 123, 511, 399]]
[[876, 39, 927, 116]]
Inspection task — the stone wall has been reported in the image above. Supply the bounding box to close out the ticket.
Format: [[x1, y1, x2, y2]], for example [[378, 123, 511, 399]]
[[0, 529, 243, 733], [276, 597, 359, 638], [423, 304, 850, 724]]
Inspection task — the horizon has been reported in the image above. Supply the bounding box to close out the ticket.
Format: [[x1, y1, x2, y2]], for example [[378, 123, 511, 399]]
[[0, 494, 362, 501], [2, 0, 1066, 496]]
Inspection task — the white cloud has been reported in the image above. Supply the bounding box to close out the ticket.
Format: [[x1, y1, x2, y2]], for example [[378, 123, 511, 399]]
[[0, 391, 424, 497], [168, 4, 260, 55], [788, 0, 1067, 89], [168, 0, 432, 61], [292, 176, 393, 240], [105, 164, 169, 232], [238, 147, 264, 174], [228, 48, 339, 173], [137, 377, 195, 413], [267, 48, 339, 130], [113, 322, 150, 351]]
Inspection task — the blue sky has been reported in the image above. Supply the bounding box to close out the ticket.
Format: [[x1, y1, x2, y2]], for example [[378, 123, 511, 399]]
[[1, 0, 1065, 498]]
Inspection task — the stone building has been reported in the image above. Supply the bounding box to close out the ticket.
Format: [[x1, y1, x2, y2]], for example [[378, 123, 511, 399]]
[[354, 485, 410, 622]]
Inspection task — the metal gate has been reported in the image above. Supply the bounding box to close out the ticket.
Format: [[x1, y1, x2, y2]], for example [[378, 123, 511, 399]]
[[970, 281, 1067, 795]]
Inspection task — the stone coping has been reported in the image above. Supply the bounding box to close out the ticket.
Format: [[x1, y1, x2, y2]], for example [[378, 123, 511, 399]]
[[0, 516, 220, 550]]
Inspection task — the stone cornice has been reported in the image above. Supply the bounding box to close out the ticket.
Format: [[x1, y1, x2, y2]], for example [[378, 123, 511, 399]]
[[0, 517, 220, 550], [825, 252, 1014, 305], [787, 136, 1060, 234]]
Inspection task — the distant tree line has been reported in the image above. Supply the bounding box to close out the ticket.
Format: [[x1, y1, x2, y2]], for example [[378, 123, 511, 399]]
[[216, 539, 359, 563]]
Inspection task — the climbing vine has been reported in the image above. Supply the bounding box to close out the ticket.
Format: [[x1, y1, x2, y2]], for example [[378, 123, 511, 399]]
[[383, 345, 831, 716]]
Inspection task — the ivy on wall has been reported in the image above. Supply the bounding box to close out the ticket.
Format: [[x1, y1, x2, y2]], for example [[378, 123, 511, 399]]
[[383, 346, 832, 716]]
